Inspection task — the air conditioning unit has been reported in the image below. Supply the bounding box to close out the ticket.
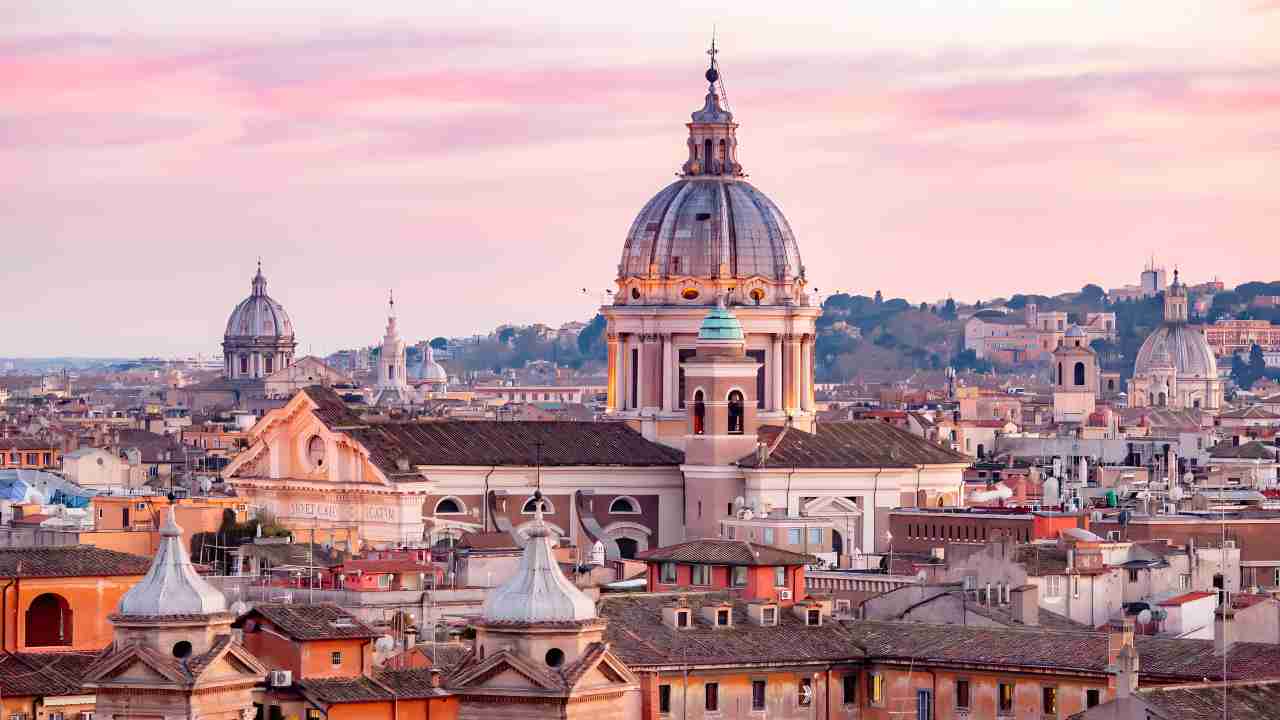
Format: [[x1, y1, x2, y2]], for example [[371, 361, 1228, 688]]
[[778, 589, 792, 601], [270, 670, 292, 687]]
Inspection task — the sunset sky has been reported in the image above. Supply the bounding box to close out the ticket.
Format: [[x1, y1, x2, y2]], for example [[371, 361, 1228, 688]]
[[3, 1, 1278, 357]]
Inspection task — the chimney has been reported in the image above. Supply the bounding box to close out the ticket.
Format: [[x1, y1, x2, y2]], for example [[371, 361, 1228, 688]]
[[1010, 584, 1039, 626], [1110, 643, 1140, 699], [1215, 606, 1235, 656], [1106, 617, 1135, 667]]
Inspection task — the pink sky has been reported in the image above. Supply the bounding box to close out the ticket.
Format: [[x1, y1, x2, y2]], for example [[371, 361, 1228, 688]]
[[3, 1, 1278, 357]]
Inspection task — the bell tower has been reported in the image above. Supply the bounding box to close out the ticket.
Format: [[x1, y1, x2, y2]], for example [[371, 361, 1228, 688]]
[[682, 299, 760, 538]]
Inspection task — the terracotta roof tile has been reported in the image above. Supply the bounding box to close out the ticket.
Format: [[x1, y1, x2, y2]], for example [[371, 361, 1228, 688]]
[[300, 386, 683, 474], [741, 422, 969, 469], [234, 603, 379, 641], [637, 539, 816, 567], [0, 546, 152, 578], [600, 593, 867, 669]]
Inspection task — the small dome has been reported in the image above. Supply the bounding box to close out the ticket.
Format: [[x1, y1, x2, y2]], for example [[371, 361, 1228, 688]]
[[698, 300, 745, 343], [118, 508, 227, 616], [225, 265, 294, 341], [416, 346, 448, 382], [480, 497, 595, 624], [1135, 323, 1217, 378]]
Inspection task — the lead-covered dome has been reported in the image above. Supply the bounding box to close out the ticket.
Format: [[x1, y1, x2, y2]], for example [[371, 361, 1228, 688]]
[[118, 508, 227, 616], [416, 345, 448, 382], [620, 178, 801, 282], [615, 52, 805, 301], [480, 495, 595, 625], [225, 265, 294, 341], [1135, 324, 1217, 378]]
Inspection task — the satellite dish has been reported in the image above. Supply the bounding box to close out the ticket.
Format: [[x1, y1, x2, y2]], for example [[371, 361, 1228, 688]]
[[1137, 609, 1152, 625], [375, 636, 396, 653]]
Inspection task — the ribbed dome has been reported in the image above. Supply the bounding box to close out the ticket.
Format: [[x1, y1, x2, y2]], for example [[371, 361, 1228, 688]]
[[118, 508, 227, 616], [480, 498, 595, 625], [224, 266, 294, 340], [416, 346, 448, 382], [1135, 323, 1217, 378], [620, 178, 801, 283]]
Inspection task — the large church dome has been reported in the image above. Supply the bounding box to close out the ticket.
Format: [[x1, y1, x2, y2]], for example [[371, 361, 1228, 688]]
[[225, 265, 294, 341], [1134, 323, 1217, 378], [620, 178, 801, 283], [613, 49, 807, 307]]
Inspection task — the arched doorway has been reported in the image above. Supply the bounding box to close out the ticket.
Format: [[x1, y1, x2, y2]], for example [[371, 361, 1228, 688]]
[[616, 538, 639, 559], [831, 530, 843, 557], [26, 593, 72, 647]]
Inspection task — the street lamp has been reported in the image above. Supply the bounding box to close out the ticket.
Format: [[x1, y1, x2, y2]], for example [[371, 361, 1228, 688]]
[[884, 531, 894, 576]]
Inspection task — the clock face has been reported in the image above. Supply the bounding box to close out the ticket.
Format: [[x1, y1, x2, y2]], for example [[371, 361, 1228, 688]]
[[307, 435, 326, 468]]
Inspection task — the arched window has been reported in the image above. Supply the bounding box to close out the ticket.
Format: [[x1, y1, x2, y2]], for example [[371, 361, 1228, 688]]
[[1158, 392, 1167, 407], [239, 354, 249, 375], [728, 390, 745, 434], [616, 537, 639, 559], [703, 138, 713, 173], [717, 139, 727, 174], [976, 444, 985, 459], [693, 390, 706, 435], [264, 355, 274, 374], [609, 496, 639, 514], [1057, 363, 1064, 385], [522, 496, 554, 514], [1074, 362, 1086, 386], [26, 593, 72, 646], [1108, 379, 1116, 391], [434, 497, 464, 515]]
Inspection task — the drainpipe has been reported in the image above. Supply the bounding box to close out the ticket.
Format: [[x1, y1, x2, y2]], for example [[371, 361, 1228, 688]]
[[871, 468, 883, 554]]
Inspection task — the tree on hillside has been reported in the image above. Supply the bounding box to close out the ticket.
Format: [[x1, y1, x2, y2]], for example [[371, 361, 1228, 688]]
[[951, 349, 992, 373], [429, 337, 448, 350], [1080, 284, 1106, 305], [940, 298, 958, 321], [576, 314, 608, 362], [874, 290, 883, 305]]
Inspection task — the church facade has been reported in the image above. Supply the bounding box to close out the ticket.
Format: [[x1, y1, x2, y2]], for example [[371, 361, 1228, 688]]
[[223, 50, 968, 559]]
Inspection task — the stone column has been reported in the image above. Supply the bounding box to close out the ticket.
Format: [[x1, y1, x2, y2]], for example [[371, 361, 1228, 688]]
[[800, 336, 813, 411], [606, 334, 620, 411], [642, 334, 661, 410], [771, 334, 783, 411], [661, 335, 674, 412], [783, 334, 801, 411]]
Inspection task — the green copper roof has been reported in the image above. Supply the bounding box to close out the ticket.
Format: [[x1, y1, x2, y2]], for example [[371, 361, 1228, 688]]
[[698, 302, 745, 342]]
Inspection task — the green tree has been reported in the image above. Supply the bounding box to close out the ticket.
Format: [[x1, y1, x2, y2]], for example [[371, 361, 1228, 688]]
[[429, 337, 448, 350], [576, 314, 608, 362], [940, 298, 958, 321], [1080, 283, 1106, 305]]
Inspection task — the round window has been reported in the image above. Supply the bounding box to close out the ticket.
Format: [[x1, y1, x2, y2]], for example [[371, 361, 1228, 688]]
[[681, 288, 700, 300], [172, 640, 193, 659], [545, 648, 565, 667], [750, 288, 766, 303]]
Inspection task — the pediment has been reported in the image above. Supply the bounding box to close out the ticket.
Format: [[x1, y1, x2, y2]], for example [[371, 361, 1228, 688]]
[[802, 495, 862, 516], [450, 650, 563, 692]]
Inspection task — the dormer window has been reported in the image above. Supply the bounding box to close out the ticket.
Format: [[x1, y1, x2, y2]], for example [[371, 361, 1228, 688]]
[[762, 607, 777, 625], [677, 610, 690, 627], [716, 609, 730, 626], [806, 609, 821, 626]]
